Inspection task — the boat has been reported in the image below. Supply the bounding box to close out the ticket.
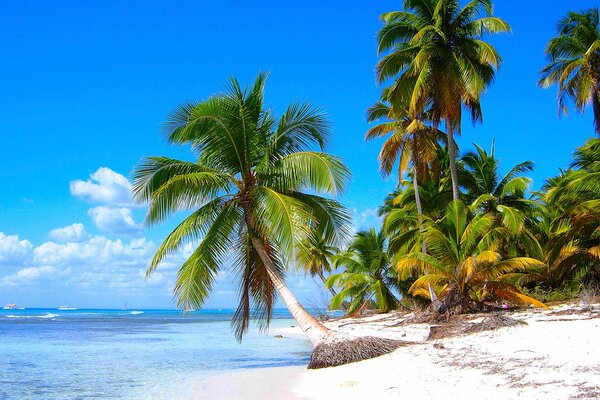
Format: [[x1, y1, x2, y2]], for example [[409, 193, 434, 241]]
[[3, 303, 23, 310], [57, 306, 77, 311]]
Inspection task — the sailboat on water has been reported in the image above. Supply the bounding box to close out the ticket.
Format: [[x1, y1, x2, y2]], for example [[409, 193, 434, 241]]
[[3, 290, 25, 310], [2, 303, 24, 310], [57, 306, 77, 311]]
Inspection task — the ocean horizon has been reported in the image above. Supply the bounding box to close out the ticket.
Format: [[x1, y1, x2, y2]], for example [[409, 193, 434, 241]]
[[0, 308, 319, 399]]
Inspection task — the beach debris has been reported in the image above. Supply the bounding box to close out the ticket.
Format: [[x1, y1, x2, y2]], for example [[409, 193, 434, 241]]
[[307, 336, 409, 369], [428, 314, 525, 340]]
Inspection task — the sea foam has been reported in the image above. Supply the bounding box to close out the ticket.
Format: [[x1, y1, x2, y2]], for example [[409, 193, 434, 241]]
[[6, 313, 59, 319]]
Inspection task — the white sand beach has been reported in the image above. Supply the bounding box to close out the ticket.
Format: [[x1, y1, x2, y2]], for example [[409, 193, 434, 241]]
[[192, 301, 600, 400]]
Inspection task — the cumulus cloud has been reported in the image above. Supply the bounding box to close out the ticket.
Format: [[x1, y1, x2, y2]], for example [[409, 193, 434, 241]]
[[33, 236, 153, 267], [0, 232, 32, 265], [70, 167, 135, 207], [88, 206, 142, 236], [49, 223, 88, 243]]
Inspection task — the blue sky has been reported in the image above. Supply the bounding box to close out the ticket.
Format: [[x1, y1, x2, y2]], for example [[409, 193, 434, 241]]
[[0, 1, 596, 309]]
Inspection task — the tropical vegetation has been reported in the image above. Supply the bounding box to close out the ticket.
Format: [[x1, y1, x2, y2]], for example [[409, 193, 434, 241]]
[[135, 1, 600, 368], [133, 73, 351, 347]]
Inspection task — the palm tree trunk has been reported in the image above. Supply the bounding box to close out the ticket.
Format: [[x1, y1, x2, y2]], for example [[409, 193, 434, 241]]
[[593, 86, 600, 136], [413, 173, 428, 254], [446, 119, 460, 200], [411, 137, 427, 254], [249, 235, 329, 347]]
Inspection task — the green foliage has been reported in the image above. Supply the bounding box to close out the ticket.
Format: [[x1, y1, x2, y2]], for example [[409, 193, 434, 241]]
[[539, 7, 600, 134], [366, 95, 445, 182], [376, 0, 510, 124], [539, 138, 600, 287], [375, 0, 510, 200], [394, 200, 547, 309], [326, 229, 399, 315], [523, 284, 582, 304], [134, 74, 351, 340]]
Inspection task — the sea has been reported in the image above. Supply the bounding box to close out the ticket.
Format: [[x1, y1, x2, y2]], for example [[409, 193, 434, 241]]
[[0, 308, 315, 399]]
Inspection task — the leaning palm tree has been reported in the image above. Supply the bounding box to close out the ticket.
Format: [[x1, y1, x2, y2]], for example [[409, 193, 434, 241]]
[[376, 0, 510, 200], [539, 7, 600, 134], [133, 74, 400, 369], [395, 200, 547, 312]]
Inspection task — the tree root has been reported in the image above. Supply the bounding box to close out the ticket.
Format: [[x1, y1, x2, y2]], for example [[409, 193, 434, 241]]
[[308, 336, 408, 369]]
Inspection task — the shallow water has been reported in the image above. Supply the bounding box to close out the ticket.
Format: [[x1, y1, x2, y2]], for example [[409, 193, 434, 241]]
[[0, 308, 312, 399]]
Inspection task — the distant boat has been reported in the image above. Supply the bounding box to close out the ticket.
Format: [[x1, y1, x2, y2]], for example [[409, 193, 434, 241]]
[[57, 306, 77, 311], [3, 303, 24, 310]]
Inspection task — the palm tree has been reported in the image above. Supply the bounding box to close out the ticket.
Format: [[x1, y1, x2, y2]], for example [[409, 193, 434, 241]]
[[540, 138, 600, 285], [326, 229, 399, 315], [133, 74, 351, 349], [460, 143, 534, 208], [395, 200, 546, 311], [376, 0, 510, 200], [539, 7, 600, 134], [460, 143, 542, 255], [366, 95, 444, 239], [296, 231, 348, 311]]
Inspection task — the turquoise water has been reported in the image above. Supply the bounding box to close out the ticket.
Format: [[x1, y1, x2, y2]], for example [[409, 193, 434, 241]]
[[0, 308, 312, 399]]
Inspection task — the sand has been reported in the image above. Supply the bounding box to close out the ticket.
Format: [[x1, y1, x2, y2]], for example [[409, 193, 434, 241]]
[[191, 302, 600, 400]]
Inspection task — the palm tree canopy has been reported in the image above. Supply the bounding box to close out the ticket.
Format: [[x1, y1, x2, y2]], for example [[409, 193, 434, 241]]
[[541, 138, 600, 285], [376, 0, 510, 124], [133, 74, 351, 340], [460, 142, 533, 201], [366, 96, 445, 181], [395, 200, 546, 308], [296, 231, 339, 278], [539, 7, 600, 134], [326, 229, 399, 314], [376, 0, 510, 201]]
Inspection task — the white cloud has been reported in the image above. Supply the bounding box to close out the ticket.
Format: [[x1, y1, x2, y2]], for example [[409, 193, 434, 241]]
[[49, 223, 88, 243], [0, 232, 32, 265], [70, 167, 135, 207], [352, 207, 383, 231], [88, 206, 142, 236], [0, 266, 56, 286], [33, 236, 153, 267]]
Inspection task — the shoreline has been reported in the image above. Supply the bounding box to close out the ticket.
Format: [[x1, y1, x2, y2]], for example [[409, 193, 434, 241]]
[[192, 301, 600, 400]]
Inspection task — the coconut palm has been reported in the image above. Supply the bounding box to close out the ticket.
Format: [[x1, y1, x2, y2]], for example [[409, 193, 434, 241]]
[[460, 143, 534, 210], [460, 143, 542, 258], [326, 229, 399, 315], [133, 74, 352, 349], [540, 138, 600, 285], [537, 206, 600, 288], [376, 0, 510, 200], [382, 177, 453, 257], [296, 231, 348, 311], [539, 7, 600, 134], [395, 200, 546, 311], [366, 95, 445, 237]]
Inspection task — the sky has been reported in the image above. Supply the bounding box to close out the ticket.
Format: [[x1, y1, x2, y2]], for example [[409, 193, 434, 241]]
[[0, 1, 597, 309]]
